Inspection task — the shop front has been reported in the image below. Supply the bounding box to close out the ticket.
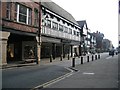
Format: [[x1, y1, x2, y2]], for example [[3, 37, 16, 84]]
[[7, 33, 37, 63]]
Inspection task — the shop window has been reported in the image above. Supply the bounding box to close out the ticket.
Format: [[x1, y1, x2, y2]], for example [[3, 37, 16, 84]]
[[24, 46, 35, 59], [15, 3, 32, 25], [6, 2, 11, 19]]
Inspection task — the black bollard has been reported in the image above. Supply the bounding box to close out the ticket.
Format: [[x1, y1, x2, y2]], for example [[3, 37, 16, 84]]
[[60, 55, 63, 61], [95, 55, 97, 60], [68, 54, 70, 60], [98, 54, 100, 59], [72, 57, 75, 67], [81, 56, 83, 64], [87, 56, 89, 62], [92, 55, 94, 61], [50, 55, 52, 62]]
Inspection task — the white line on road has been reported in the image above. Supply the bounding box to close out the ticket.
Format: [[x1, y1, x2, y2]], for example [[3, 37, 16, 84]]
[[106, 56, 112, 59], [83, 72, 95, 75]]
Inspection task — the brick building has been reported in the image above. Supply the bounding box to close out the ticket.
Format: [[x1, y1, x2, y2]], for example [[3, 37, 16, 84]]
[[1, 1, 40, 65]]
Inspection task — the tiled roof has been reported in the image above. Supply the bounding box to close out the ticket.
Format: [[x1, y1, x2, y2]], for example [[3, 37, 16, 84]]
[[41, 1, 79, 25]]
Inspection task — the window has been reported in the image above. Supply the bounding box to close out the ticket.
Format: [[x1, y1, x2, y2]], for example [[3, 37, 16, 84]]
[[59, 24, 63, 32], [73, 30, 76, 35], [69, 28, 72, 34], [34, 8, 39, 27], [6, 2, 11, 19], [15, 3, 32, 25], [77, 32, 79, 36], [52, 22, 58, 30], [47, 20, 51, 27], [88, 34, 91, 39], [64, 26, 68, 33]]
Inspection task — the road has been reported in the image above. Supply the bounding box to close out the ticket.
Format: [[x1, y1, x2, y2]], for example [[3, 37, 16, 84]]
[[46, 54, 118, 88], [2, 65, 70, 89], [2, 53, 119, 89]]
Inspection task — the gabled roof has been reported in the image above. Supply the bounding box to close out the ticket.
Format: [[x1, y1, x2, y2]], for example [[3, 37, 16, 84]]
[[41, 1, 79, 25], [77, 20, 88, 29]]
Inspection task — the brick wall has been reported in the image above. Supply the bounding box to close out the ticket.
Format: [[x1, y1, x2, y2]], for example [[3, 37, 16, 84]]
[[1, 2, 40, 33]]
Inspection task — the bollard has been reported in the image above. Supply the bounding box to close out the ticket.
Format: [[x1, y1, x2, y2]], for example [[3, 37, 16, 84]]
[[87, 56, 89, 62], [98, 54, 100, 59], [72, 57, 75, 67], [95, 55, 97, 60], [60, 55, 63, 61], [92, 55, 94, 61], [50, 55, 52, 62], [81, 56, 83, 64], [68, 54, 70, 60]]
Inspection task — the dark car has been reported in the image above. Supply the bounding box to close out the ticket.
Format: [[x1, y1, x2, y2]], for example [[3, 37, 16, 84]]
[[109, 49, 114, 56]]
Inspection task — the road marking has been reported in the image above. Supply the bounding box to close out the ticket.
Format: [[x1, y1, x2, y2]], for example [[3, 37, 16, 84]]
[[83, 72, 95, 75], [32, 67, 74, 89], [106, 56, 112, 59]]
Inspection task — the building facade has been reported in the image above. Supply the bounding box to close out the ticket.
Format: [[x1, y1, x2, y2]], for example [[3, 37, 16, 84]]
[[77, 20, 88, 55], [0, 1, 81, 65], [40, 2, 81, 59]]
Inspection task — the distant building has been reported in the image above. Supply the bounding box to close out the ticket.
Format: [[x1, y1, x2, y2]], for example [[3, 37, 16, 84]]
[[77, 20, 88, 55], [102, 39, 112, 52], [93, 31, 104, 52]]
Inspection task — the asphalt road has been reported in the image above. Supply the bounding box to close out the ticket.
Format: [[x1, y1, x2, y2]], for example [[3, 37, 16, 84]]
[[2, 65, 70, 89], [47, 54, 118, 88]]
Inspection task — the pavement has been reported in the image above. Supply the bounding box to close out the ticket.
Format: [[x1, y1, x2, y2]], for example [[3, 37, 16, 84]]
[[2, 53, 101, 69]]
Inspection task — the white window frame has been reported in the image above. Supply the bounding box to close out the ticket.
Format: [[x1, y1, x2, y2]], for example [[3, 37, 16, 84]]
[[16, 4, 32, 25]]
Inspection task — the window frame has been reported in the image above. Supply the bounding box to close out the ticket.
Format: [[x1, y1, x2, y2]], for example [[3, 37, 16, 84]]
[[47, 19, 51, 28], [69, 28, 72, 34], [6, 2, 11, 19], [15, 3, 32, 25], [52, 21, 58, 30], [59, 24, 63, 32], [34, 8, 39, 27], [64, 26, 68, 33]]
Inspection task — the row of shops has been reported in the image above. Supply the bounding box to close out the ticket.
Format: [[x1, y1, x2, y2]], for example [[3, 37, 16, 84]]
[[1, 1, 82, 65]]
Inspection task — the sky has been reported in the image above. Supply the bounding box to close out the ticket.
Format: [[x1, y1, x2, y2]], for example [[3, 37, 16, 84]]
[[52, 0, 118, 48]]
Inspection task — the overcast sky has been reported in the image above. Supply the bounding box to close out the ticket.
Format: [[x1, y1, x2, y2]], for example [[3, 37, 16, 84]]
[[52, 0, 118, 48]]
